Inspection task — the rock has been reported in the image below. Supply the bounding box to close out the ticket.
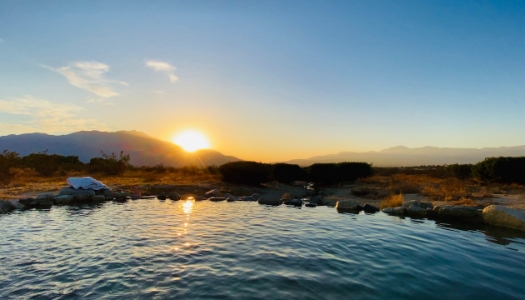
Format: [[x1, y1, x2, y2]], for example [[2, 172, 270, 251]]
[[8, 200, 24, 210], [19, 198, 36, 207], [91, 195, 106, 203], [59, 188, 96, 197], [209, 197, 227, 201], [227, 198, 236, 202], [130, 194, 141, 200], [283, 199, 303, 206], [482, 205, 525, 231], [426, 208, 439, 217], [194, 196, 206, 201], [37, 192, 55, 200], [382, 206, 406, 215], [363, 204, 380, 214], [322, 198, 339, 207], [35, 198, 53, 208], [0, 201, 14, 214], [407, 205, 427, 216], [403, 200, 420, 208], [157, 193, 167, 200], [419, 202, 433, 209], [241, 196, 256, 202], [309, 196, 324, 205], [53, 195, 74, 205], [223, 193, 238, 201], [205, 189, 220, 198], [169, 192, 181, 201], [251, 193, 261, 200], [258, 197, 281, 206], [305, 203, 317, 207], [113, 192, 128, 201], [436, 205, 482, 219], [335, 199, 362, 213], [102, 189, 115, 200]]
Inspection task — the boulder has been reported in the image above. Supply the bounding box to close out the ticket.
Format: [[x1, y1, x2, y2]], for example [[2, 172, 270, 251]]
[[223, 193, 238, 201], [0, 201, 14, 214], [8, 200, 24, 210], [419, 202, 434, 209], [403, 200, 420, 208], [194, 196, 206, 201], [19, 198, 36, 207], [157, 193, 167, 200], [37, 192, 55, 200], [363, 203, 380, 214], [169, 192, 181, 201], [59, 188, 96, 197], [209, 197, 227, 201], [258, 197, 281, 206], [407, 205, 427, 216], [283, 198, 303, 206], [205, 189, 220, 198], [482, 205, 525, 231], [130, 194, 141, 200], [382, 206, 406, 215], [305, 203, 317, 207], [309, 196, 324, 205], [336, 199, 362, 213], [35, 198, 53, 208], [227, 198, 236, 202], [102, 189, 115, 200], [436, 205, 482, 219], [53, 195, 74, 205], [91, 195, 106, 203], [241, 196, 256, 202], [113, 192, 128, 201], [251, 193, 261, 200]]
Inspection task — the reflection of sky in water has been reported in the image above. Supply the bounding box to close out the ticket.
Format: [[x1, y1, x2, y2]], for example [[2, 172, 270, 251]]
[[1, 200, 525, 299]]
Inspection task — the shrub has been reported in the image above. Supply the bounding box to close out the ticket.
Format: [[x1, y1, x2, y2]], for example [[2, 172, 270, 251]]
[[308, 162, 372, 184], [271, 163, 306, 183], [473, 157, 525, 184], [379, 194, 404, 209], [219, 161, 270, 185], [445, 164, 473, 179], [0, 150, 20, 184], [88, 151, 130, 175]]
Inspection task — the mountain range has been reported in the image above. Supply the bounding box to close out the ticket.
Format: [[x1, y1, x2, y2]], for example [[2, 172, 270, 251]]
[[284, 145, 525, 167], [0, 130, 240, 167]]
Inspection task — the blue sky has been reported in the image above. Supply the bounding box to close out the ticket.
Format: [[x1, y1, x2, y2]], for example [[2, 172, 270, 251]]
[[1, 0, 525, 161]]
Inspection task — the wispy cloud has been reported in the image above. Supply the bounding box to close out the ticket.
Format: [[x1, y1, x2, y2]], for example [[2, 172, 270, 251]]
[[0, 96, 109, 134], [145, 60, 178, 82], [42, 61, 127, 98]]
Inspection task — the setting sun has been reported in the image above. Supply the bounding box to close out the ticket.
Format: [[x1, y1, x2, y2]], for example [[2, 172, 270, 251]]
[[173, 130, 210, 152]]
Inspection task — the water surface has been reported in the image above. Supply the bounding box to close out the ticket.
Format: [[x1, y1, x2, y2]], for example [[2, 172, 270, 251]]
[[1, 199, 524, 299]]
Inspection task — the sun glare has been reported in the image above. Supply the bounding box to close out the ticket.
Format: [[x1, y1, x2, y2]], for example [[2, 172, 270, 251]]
[[173, 130, 210, 152]]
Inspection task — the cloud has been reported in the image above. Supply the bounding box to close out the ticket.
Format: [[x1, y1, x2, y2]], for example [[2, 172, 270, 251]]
[[87, 98, 116, 106], [145, 60, 178, 82], [42, 61, 127, 97], [0, 96, 109, 135]]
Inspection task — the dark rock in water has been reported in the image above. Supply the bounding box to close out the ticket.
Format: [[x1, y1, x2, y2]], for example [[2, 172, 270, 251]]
[[363, 204, 379, 213], [7, 200, 24, 210], [381, 206, 406, 215], [426, 208, 439, 218], [53, 195, 74, 205], [130, 194, 140, 200], [194, 196, 206, 201], [419, 202, 434, 209], [209, 197, 227, 202], [309, 196, 323, 205], [258, 197, 281, 206], [205, 189, 220, 198], [91, 195, 105, 203], [19, 198, 37, 208], [223, 193, 238, 201], [0, 201, 14, 214], [436, 205, 482, 219], [305, 203, 317, 207], [240, 196, 256, 202], [37, 192, 54, 200], [169, 192, 181, 201], [336, 199, 362, 213], [483, 205, 525, 231], [227, 198, 236, 202], [251, 193, 261, 200], [407, 205, 427, 216], [113, 192, 128, 202], [157, 193, 167, 200], [284, 199, 303, 206], [35, 198, 53, 208], [59, 188, 96, 197]]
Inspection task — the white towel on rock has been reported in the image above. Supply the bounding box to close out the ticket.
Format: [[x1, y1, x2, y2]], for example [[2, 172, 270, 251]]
[[67, 177, 109, 190]]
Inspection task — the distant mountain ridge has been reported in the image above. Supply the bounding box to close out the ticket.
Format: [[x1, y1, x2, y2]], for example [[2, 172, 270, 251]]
[[284, 145, 525, 167], [0, 131, 240, 167]]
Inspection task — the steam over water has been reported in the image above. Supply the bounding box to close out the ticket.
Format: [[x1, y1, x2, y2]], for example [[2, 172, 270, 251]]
[[1, 199, 525, 299]]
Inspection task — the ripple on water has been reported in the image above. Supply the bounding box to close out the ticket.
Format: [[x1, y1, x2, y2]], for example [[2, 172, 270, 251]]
[[1, 200, 525, 300]]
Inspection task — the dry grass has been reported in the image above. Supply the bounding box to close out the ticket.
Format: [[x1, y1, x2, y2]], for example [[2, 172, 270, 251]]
[[0, 169, 222, 199], [448, 198, 479, 207], [379, 194, 404, 209]]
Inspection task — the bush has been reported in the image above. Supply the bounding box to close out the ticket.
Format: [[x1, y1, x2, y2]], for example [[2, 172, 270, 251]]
[[308, 162, 372, 184], [473, 157, 525, 184], [88, 151, 130, 175], [219, 161, 270, 185], [445, 164, 473, 179], [0, 150, 20, 184], [271, 163, 306, 183]]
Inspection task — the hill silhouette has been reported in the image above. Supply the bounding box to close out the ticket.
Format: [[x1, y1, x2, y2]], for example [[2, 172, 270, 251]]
[[0, 130, 240, 167]]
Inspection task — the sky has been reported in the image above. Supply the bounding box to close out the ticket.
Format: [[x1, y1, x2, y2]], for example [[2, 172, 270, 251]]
[[1, 0, 525, 162]]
